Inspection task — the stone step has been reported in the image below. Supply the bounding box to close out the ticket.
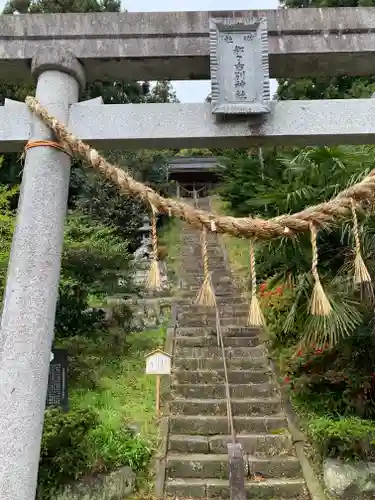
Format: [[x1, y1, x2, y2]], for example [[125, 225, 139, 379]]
[[181, 275, 234, 282], [177, 317, 252, 328], [181, 258, 226, 266], [165, 477, 306, 499], [177, 308, 250, 319], [178, 290, 243, 299], [169, 415, 287, 435], [171, 382, 278, 400], [173, 344, 266, 359], [175, 326, 260, 337], [174, 357, 270, 371], [169, 398, 282, 416], [177, 303, 250, 312], [178, 300, 249, 308], [174, 335, 259, 348], [181, 255, 225, 262], [168, 433, 293, 456], [166, 453, 301, 480], [173, 369, 272, 385]]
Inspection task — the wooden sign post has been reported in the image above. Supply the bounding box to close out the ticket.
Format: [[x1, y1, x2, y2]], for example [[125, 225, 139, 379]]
[[145, 349, 172, 417]]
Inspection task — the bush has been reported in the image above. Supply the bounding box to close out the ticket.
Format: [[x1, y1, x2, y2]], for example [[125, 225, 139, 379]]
[[38, 405, 153, 498], [55, 278, 106, 339], [260, 282, 305, 350], [307, 416, 375, 461], [57, 330, 131, 390], [87, 425, 152, 473], [37, 408, 97, 498], [282, 328, 375, 419]]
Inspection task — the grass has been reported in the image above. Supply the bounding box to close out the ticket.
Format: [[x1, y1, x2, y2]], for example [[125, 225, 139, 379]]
[[211, 195, 250, 288], [158, 217, 182, 280], [43, 324, 168, 497], [69, 326, 167, 446]]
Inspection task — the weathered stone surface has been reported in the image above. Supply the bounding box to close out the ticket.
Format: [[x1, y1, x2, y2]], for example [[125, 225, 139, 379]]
[[175, 326, 259, 337], [169, 435, 210, 454], [324, 458, 375, 499], [166, 454, 300, 479], [169, 415, 287, 435], [165, 477, 307, 499], [170, 397, 282, 416], [174, 344, 266, 358], [171, 381, 277, 399], [174, 356, 269, 371], [173, 335, 259, 348], [208, 433, 293, 456], [172, 368, 272, 386], [55, 466, 135, 500]]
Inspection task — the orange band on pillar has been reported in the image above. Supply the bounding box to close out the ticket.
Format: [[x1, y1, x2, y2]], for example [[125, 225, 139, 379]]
[[24, 140, 71, 157]]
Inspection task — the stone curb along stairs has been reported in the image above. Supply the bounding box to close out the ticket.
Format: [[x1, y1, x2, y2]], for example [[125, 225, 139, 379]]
[[162, 196, 310, 499]]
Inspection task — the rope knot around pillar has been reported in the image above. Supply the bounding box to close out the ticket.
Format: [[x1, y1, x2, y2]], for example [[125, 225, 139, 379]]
[[22, 140, 72, 160]]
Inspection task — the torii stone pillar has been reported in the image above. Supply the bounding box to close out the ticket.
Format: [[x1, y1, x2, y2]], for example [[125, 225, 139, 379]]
[[0, 48, 85, 500]]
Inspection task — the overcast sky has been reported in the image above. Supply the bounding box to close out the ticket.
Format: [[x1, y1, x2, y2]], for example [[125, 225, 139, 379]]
[[0, 0, 279, 102]]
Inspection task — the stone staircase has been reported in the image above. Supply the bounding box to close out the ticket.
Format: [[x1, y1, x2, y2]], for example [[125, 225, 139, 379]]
[[164, 197, 308, 499]]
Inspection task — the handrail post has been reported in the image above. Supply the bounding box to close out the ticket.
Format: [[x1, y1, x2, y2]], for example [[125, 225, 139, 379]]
[[228, 443, 247, 500]]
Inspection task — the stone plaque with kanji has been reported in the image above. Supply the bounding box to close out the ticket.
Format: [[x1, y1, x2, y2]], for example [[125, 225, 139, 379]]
[[210, 17, 270, 115], [46, 348, 68, 411]]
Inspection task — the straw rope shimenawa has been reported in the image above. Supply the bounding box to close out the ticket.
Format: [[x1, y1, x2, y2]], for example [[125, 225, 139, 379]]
[[26, 96, 375, 241], [309, 223, 332, 316], [350, 198, 371, 284], [195, 226, 216, 307], [147, 204, 161, 291], [247, 239, 265, 326]]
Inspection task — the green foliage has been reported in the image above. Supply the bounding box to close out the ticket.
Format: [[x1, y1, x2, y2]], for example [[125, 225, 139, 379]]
[[55, 278, 105, 339], [307, 417, 375, 461], [62, 214, 134, 295], [278, 0, 375, 101], [283, 328, 375, 418], [37, 408, 97, 498], [176, 148, 215, 157], [218, 146, 375, 346], [55, 215, 136, 338], [38, 325, 166, 498], [4, 0, 120, 15], [0, 160, 18, 301]]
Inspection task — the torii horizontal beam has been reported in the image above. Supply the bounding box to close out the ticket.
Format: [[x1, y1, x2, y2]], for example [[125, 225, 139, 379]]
[[1, 8, 375, 82], [3, 98, 375, 152]]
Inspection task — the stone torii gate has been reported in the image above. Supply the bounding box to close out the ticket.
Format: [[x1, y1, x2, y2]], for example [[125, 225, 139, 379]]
[[1, 7, 375, 500]]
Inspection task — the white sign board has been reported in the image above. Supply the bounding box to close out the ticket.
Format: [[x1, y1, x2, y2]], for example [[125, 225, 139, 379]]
[[145, 351, 171, 375]]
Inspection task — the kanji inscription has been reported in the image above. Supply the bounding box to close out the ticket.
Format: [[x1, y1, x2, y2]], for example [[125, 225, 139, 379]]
[[210, 17, 270, 115]]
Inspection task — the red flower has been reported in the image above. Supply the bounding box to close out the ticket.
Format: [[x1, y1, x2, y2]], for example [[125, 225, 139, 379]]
[[315, 348, 323, 354], [284, 376, 291, 384], [259, 283, 267, 292], [297, 349, 303, 357], [275, 286, 283, 295]]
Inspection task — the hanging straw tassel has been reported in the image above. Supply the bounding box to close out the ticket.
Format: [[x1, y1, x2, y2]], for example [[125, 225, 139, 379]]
[[195, 226, 216, 307], [351, 198, 371, 284], [146, 205, 161, 291], [310, 223, 332, 316], [247, 239, 265, 327]]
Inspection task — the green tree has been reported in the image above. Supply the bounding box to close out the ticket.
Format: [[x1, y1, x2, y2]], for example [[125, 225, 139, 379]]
[[218, 145, 375, 346], [278, 0, 375, 100], [0, 157, 18, 303], [56, 215, 136, 338]]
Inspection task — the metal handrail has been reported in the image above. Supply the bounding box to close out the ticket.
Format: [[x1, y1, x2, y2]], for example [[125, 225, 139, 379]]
[[215, 305, 236, 444], [205, 195, 246, 500]]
